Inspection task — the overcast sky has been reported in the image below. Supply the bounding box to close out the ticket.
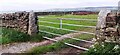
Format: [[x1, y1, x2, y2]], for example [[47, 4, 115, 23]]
[[0, 0, 119, 11]]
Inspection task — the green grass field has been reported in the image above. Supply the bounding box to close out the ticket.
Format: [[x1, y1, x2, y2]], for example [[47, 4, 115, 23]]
[[39, 14, 97, 38]]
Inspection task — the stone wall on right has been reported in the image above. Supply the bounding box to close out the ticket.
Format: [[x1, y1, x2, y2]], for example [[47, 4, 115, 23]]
[[96, 10, 120, 44]]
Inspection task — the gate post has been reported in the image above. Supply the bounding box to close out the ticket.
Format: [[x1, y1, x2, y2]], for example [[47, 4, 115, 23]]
[[96, 9, 120, 43], [96, 10, 111, 42], [28, 11, 38, 35]]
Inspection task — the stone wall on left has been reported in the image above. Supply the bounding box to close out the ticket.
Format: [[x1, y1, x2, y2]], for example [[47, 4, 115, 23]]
[[0, 11, 38, 35]]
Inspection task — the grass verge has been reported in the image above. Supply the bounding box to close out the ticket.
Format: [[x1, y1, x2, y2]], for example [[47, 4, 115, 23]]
[[0, 28, 43, 44], [86, 42, 120, 55]]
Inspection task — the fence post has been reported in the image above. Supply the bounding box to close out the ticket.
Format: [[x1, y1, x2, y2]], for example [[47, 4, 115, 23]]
[[60, 18, 62, 29]]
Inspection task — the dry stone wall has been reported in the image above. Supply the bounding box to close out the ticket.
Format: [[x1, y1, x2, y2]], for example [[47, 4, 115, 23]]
[[0, 11, 38, 35]]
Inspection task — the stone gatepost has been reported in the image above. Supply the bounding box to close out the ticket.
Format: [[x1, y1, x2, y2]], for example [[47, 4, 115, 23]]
[[96, 9, 120, 43], [28, 11, 38, 35]]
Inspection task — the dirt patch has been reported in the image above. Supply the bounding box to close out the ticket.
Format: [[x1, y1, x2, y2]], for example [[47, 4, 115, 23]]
[[0, 40, 53, 54]]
